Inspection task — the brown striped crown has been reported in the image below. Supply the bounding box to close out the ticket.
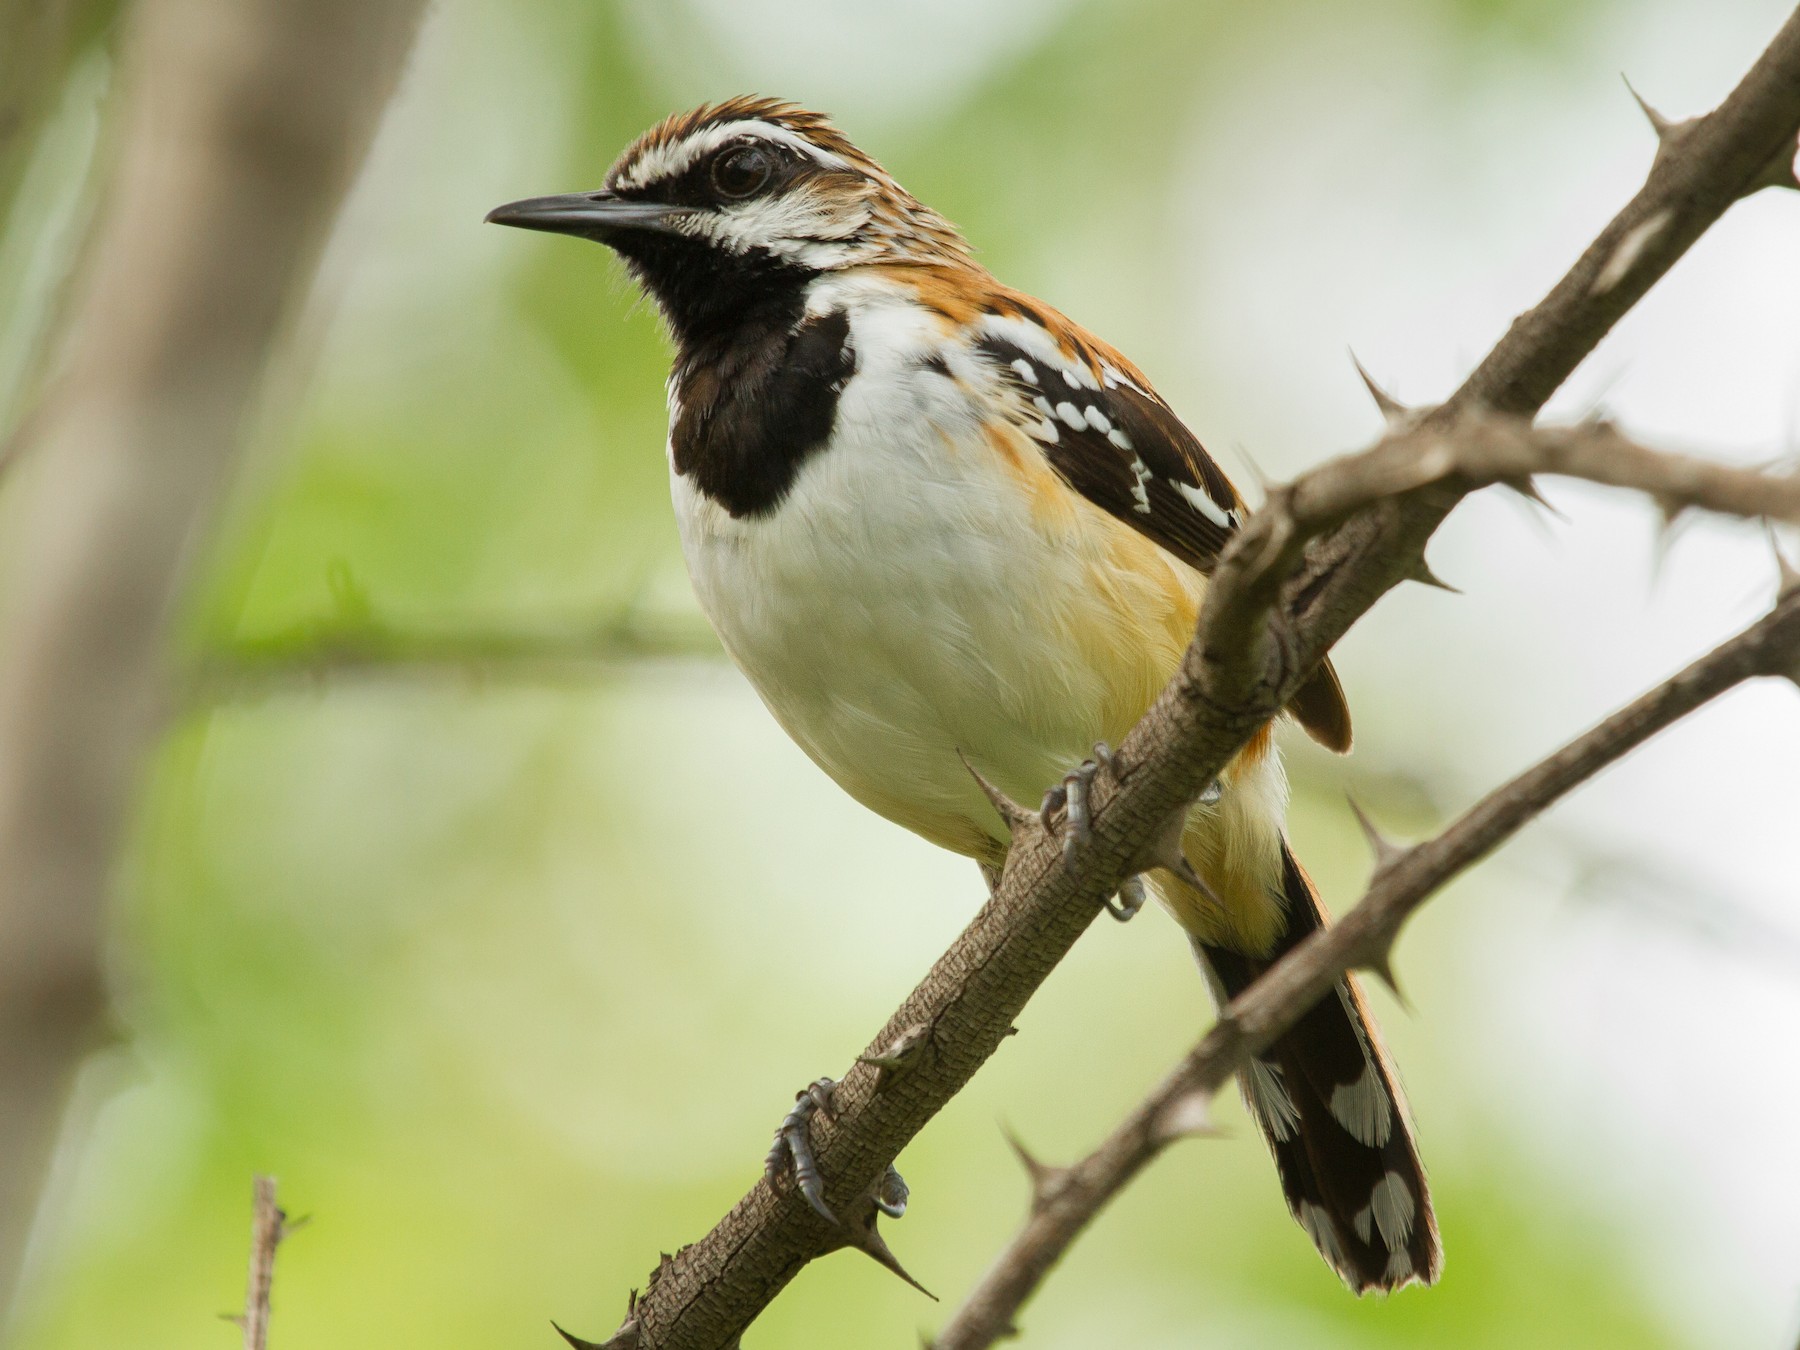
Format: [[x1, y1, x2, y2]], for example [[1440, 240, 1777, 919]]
[[603, 97, 975, 271]]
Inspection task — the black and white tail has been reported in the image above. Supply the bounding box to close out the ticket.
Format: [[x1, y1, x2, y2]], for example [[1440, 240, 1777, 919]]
[[1193, 840, 1442, 1292]]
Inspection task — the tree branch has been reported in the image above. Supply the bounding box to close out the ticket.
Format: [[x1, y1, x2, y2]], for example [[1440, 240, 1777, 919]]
[[183, 606, 723, 707], [571, 12, 1800, 1347], [237, 1175, 291, 1350], [0, 0, 425, 1320], [934, 576, 1800, 1350]]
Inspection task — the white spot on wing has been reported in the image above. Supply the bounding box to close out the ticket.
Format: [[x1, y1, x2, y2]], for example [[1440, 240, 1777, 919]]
[[1128, 457, 1152, 514], [1176, 480, 1234, 530], [1106, 427, 1134, 451], [1056, 401, 1086, 431], [1329, 1064, 1394, 1146], [1010, 358, 1038, 385], [1083, 405, 1112, 434], [1353, 1206, 1373, 1243], [1099, 362, 1148, 395]]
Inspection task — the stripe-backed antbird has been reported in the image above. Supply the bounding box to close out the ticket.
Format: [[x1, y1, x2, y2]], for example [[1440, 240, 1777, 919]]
[[488, 97, 1440, 1293]]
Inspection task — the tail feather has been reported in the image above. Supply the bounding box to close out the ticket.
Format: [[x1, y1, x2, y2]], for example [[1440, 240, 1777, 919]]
[[1192, 840, 1441, 1292]]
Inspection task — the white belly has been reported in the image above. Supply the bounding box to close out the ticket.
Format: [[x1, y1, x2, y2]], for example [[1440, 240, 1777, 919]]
[[670, 311, 1202, 861]]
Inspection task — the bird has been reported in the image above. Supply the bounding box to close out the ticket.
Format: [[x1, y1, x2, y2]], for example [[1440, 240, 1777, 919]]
[[487, 96, 1441, 1293]]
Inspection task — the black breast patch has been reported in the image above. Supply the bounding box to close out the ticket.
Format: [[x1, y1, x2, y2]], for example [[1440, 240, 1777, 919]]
[[672, 307, 856, 518], [975, 334, 1242, 572]]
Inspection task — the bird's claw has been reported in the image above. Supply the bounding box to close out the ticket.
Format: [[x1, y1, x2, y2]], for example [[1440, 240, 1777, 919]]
[[1043, 742, 1116, 873], [765, 1077, 910, 1226], [874, 1164, 909, 1219], [767, 1077, 840, 1223], [1105, 873, 1150, 923]]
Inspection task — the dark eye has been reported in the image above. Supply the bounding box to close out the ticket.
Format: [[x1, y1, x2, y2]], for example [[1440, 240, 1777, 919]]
[[711, 145, 774, 199]]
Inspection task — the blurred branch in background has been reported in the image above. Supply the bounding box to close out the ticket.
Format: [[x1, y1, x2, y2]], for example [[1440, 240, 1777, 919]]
[[0, 0, 117, 232], [569, 12, 1800, 1347], [936, 574, 1800, 1350], [230, 1176, 294, 1350], [186, 597, 722, 707], [0, 0, 425, 1324], [180, 419, 1795, 703]]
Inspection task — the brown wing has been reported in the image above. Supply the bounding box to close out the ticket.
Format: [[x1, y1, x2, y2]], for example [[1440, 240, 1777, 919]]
[[975, 328, 1352, 752]]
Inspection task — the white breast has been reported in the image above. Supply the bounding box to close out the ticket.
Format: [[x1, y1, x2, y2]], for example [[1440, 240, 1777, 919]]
[[669, 285, 1201, 859]]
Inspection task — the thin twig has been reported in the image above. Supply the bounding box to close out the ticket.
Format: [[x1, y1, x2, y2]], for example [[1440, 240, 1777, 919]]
[[239, 1176, 286, 1350], [935, 584, 1800, 1350], [578, 14, 1800, 1349], [184, 610, 722, 707]]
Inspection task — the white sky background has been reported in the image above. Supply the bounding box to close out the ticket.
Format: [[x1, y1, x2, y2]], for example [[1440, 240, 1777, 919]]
[[320, 0, 1800, 1341], [643, 0, 1800, 1342]]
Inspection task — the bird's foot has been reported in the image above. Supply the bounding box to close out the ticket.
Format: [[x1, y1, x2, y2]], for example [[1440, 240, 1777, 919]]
[[1041, 742, 1118, 873], [1043, 743, 1222, 922], [1104, 873, 1150, 923], [765, 1078, 908, 1223]]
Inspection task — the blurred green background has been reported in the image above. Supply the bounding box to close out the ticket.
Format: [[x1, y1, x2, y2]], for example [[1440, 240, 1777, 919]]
[[5, 0, 1800, 1346]]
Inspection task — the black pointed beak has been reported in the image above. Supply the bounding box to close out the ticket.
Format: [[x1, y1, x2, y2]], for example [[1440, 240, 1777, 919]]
[[484, 190, 689, 240]]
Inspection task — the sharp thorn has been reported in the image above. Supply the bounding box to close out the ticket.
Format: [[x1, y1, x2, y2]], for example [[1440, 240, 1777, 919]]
[[957, 750, 1033, 836], [845, 1212, 938, 1300], [1236, 443, 1274, 493], [1403, 555, 1460, 593], [552, 1321, 628, 1350], [1346, 798, 1405, 867], [1138, 810, 1219, 905], [1505, 474, 1566, 519], [1621, 74, 1673, 136], [1650, 493, 1687, 528], [859, 1023, 932, 1075], [1348, 350, 1410, 424], [1360, 948, 1412, 1012], [1002, 1127, 1069, 1211]]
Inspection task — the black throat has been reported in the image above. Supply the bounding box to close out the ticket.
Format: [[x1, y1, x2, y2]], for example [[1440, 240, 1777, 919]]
[[616, 234, 855, 518]]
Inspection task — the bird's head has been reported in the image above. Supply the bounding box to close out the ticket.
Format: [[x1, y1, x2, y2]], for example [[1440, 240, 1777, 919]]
[[487, 97, 970, 342]]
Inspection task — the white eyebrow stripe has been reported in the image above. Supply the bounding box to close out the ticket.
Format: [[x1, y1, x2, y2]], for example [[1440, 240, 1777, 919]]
[[617, 120, 853, 188]]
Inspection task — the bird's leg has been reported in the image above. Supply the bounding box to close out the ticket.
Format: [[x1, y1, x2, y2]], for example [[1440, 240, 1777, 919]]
[[1044, 742, 1222, 923], [764, 1077, 908, 1224], [1041, 748, 1105, 872]]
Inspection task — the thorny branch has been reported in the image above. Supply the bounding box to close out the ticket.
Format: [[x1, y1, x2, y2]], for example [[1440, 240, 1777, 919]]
[[934, 578, 1800, 1350], [568, 10, 1800, 1350], [235, 1176, 297, 1350]]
